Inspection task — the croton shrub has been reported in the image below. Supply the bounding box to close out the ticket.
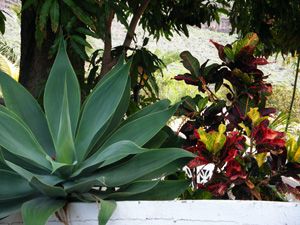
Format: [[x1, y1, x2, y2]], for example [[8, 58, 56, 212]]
[[175, 33, 300, 200]]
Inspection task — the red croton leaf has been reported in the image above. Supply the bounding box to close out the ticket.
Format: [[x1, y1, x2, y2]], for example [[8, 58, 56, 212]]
[[252, 120, 286, 152], [186, 142, 210, 168], [194, 129, 200, 139], [207, 182, 228, 196], [174, 74, 199, 86], [188, 156, 209, 169], [210, 40, 226, 61], [251, 57, 269, 65], [224, 131, 246, 152], [225, 159, 247, 181]]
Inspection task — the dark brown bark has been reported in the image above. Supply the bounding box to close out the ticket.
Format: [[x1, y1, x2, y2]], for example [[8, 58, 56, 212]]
[[19, 7, 55, 99], [99, 11, 115, 77], [19, 6, 84, 99]]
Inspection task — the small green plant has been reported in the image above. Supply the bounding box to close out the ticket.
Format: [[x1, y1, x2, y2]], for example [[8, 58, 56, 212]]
[[0, 40, 194, 225]]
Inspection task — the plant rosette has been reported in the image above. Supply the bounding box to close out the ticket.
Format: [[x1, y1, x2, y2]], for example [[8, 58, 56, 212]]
[[0, 40, 194, 225]]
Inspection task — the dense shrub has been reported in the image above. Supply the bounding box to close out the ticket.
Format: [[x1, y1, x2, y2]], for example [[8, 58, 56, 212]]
[[173, 33, 300, 200]]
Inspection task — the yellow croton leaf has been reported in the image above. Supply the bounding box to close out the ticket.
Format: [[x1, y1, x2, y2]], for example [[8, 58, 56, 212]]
[[238, 122, 251, 137], [247, 107, 268, 126], [198, 124, 226, 155], [286, 137, 300, 163], [255, 152, 267, 167]]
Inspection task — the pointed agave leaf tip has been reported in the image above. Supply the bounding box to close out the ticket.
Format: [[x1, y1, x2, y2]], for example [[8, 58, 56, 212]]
[[44, 37, 81, 158]]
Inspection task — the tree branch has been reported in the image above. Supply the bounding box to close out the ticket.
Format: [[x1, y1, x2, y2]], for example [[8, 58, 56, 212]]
[[99, 0, 150, 79], [123, 0, 151, 48]]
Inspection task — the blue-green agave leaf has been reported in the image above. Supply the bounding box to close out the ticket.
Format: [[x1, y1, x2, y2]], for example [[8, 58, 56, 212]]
[[73, 141, 146, 176], [0, 196, 35, 219], [0, 169, 35, 201], [22, 197, 65, 225], [102, 180, 160, 199], [75, 62, 130, 161], [80, 148, 194, 187], [87, 79, 131, 155], [5, 161, 62, 186], [98, 199, 116, 225], [101, 103, 178, 149], [0, 72, 55, 157], [55, 78, 76, 164], [30, 177, 67, 198], [122, 99, 170, 125], [44, 40, 80, 148], [0, 111, 51, 170], [116, 180, 191, 200]]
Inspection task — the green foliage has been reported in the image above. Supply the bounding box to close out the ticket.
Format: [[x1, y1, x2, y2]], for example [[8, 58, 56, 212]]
[[0, 40, 194, 224], [140, 0, 230, 40], [229, 0, 300, 55], [167, 33, 300, 201], [268, 85, 300, 123], [0, 37, 18, 63]]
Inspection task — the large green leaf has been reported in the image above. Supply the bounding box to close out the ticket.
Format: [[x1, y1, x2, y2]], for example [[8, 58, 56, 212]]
[[103, 180, 160, 199], [0, 169, 35, 201], [63, 178, 103, 194], [55, 79, 76, 164], [98, 200, 116, 225], [0, 111, 51, 170], [101, 104, 178, 149], [140, 158, 189, 180], [22, 197, 65, 225], [87, 79, 131, 155], [30, 177, 67, 198], [1, 149, 50, 174], [74, 141, 146, 176], [144, 130, 169, 148], [63, 0, 95, 29], [5, 161, 62, 186], [95, 148, 194, 187], [0, 71, 55, 157], [75, 62, 130, 161], [117, 180, 190, 200], [0, 196, 34, 219], [44, 40, 80, 147], [122, 99, 170, 125], [180, 51, 200, 77]]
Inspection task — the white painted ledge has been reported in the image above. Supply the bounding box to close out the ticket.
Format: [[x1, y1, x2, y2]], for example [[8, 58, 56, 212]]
[[1, 200, 300, 225]]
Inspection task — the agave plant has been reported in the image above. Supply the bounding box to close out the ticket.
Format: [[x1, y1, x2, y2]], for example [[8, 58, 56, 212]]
[[0, 40, 194, 225]]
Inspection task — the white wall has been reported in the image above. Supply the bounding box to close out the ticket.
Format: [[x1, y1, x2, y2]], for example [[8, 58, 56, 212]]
[[1, 200, 300, 225]]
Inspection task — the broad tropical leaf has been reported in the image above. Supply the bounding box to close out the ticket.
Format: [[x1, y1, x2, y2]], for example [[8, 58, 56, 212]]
[[180, 51, 200, 77], [0, 170, 35, 201], [96, 148, 194, 187], [22, 198, 65, 225], [75, 62, 130, 161], [44, 40, 80, 145], [0, 72, 55, 157], [98, 200, 116, 225], [101, 103, 178, 149], [0, 111, 51, 170]]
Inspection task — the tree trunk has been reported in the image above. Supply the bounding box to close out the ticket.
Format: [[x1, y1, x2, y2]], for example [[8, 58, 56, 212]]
[[99, 11, 115, 78], [19, 6, 84, 99], [19, 7, 54, 99]]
